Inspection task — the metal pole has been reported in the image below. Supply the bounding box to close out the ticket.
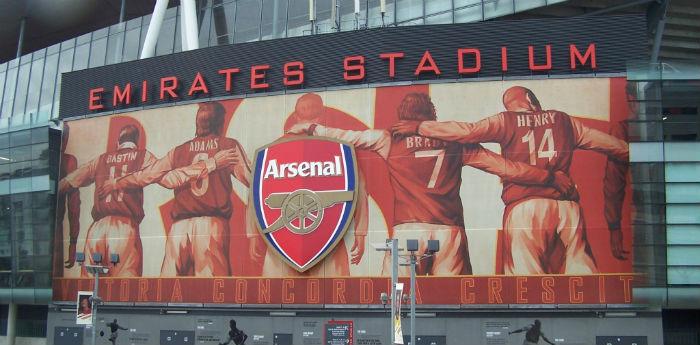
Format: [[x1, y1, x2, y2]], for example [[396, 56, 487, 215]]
[[7, 303, 17, 345], [410, 254, 416, 345], [16, 17, 26, 59], [119, 0, 127, 23], [390, 238, 398, 344], [92, 271, 100, 345]]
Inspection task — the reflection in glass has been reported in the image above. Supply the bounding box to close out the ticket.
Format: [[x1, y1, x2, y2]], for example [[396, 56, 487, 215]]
[[262, 0, 288, 39], [396, 0, 423, 23], [25, 58, 45, 123], [288, 0, 312, 37], [1, 68, 18, 118], [37, 54, 58, 123], [235, 0, 262, 43]]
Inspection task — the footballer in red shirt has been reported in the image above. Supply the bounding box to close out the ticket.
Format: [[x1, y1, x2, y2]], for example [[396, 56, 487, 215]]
[[288, 92, 573, 276], [101, 102, 249, 277], [392, 86, 629, 274]]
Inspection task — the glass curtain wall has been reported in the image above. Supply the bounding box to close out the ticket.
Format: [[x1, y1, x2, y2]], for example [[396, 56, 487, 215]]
[[0, 0, 563, 129]]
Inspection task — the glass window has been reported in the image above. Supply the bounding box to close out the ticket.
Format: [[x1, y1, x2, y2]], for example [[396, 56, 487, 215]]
[[89, 37, 108, 68], [234, 0, 262, 43], [93, 27, 108, 39], [31, 142, 48, 161], [60, 38, 75, 51], [10, 145, 31, 163], [339, 0, 358, 31], [668, 267, 700, 285], [631, 182, 665, 205], [24, 58, 44, 122], [0, 71, 5, 115], [630, 162, 665, 182], [31, 127, 47, 144], [12, 62, 32, 118], [396, 0, 423, 22], [210, 2, 234, 45], [47, 43, 60, 55], [288, 0, 312, 37], [262, 0, 288, 39], [368, 0, 395, 28], [425, 12, 451, 24], [106, 31, 125, 65], [667, 204, 700, 224], [483, 0, 513, 20], [668, 225, 700, 245], [426, 0, 451, 15], [156, 16, 177, 56], [76, 32, 92, 46], [666, 162, 700, 182], [9, 130, 31, 147], [1, 68, 17, 118], [37, 53, 58, 123], [73, 43, 90, 71], [515, 0, 545, 12], [454, 0, 482, 23], [0, 134, 7, 148], [315, 0, 333, 33], [123, 27, 141, 62], [53, 48, 74, 119], [666, 183, 700, 203], [668, 246, 700, 266], [633, 203, 665, 224], [199, 4, 213, 47]]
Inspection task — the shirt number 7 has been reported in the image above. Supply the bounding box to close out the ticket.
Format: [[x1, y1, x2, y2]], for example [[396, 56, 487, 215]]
[[414, 149, 445, 189]]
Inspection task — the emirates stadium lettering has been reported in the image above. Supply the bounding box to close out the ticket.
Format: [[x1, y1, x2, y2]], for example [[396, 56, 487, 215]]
[[86, 43, 598, 111]]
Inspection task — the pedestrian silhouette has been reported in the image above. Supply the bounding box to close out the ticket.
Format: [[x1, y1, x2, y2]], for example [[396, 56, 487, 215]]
[[219, 319, 247, 345], [509, 320, 555, 345], [105, 319, 128, 345]]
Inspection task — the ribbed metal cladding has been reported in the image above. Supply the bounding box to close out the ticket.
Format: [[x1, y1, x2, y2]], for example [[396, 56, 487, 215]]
[[59, 15, 646, 119]]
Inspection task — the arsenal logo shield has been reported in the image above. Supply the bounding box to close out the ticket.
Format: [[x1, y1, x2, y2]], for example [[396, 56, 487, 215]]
[[252, 137, 358, 272]]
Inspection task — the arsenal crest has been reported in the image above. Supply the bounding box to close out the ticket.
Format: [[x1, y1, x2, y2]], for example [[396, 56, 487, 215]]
[[252, 137, 358, 272]]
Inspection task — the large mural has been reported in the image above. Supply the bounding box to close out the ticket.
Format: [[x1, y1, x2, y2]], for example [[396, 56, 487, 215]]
[[53, 77, 635, 304]]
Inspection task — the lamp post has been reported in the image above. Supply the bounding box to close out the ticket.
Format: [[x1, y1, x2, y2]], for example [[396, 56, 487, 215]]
[[373, 239, 399, 344], [401, 239, 439, 345], [77, 252, 118, 345]]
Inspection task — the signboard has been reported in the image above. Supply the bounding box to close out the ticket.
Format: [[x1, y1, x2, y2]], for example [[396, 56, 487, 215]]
[[58, 16, 644, 118], [54, 77, 635, 305], [325, 321, 353, 345], [76, 291, 92, 325]]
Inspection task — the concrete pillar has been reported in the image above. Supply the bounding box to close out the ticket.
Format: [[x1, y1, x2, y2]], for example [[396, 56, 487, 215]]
[[7, 303, 17, 345], [140, 0, 170, 59]]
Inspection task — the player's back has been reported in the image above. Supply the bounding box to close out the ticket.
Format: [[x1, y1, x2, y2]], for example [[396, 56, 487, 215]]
[[93, 147, 147, 223], [500, 110, 577, 205], [387, 135, 465, 227], [171, 134, 237, 220]]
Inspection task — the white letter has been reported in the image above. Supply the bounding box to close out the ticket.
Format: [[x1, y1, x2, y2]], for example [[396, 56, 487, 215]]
[[264, 159, 279, 179], [298, 162, 310, 177], [334, 156, 342, 176]]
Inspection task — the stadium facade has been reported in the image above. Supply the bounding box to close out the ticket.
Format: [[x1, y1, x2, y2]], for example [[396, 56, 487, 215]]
[[0, 1, 699, 345]]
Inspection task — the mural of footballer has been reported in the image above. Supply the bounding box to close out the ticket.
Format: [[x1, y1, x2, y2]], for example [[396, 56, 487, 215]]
[[54, 123, 81, 276], [100, 102, 250, 277], [392, 86, 629, 275], [287, 92, 576, 276], [248, 93, 369, 276], [58, 123, 153, 277]]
